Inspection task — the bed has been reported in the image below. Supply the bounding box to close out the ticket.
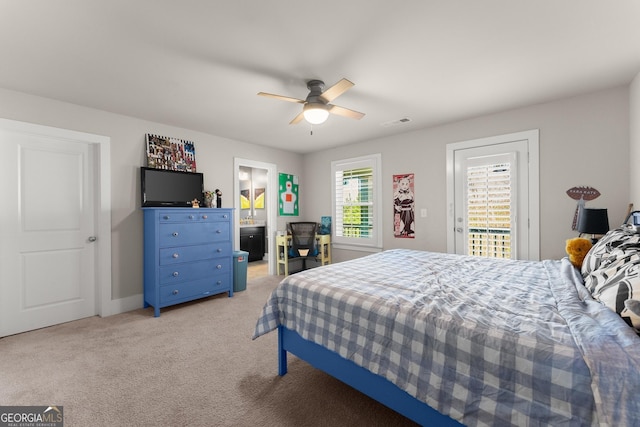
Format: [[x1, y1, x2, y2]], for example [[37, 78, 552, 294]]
[[253, 232, 640, 426]]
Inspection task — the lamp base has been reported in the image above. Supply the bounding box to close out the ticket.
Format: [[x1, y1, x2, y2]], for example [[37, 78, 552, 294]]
[[579, 232, 600, 245]]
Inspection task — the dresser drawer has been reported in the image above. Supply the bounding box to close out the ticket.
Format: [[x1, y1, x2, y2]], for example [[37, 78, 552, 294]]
[[159, 259, 229, 285], [159, 243, 231, 265], [159, 274, 231, 305], [158, 211, 231, 223], [159, 221, 230, 247]]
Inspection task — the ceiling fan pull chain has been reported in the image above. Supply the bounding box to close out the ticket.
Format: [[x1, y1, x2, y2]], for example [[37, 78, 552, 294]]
[[310, 124, 313, 136]]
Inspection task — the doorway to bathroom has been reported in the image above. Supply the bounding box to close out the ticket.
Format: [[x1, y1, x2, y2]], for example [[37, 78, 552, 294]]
[[233, 158, 277, 277]]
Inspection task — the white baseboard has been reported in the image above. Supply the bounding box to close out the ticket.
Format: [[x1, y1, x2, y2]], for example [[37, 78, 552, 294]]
[[107, 293, 143, 316]]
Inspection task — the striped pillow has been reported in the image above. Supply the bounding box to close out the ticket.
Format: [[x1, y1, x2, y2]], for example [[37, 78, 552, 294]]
[[582, 228, 640, 332], [581, 227, 640, 277]]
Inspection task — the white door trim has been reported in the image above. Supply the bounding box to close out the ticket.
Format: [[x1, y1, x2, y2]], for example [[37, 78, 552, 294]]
[[233, 157, 277, 275], [446, 129, 540, 260], [0, 118, 112, 319]]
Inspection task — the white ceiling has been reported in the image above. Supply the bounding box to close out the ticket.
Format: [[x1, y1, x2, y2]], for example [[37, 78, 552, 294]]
[[1, 1, 639, 154]]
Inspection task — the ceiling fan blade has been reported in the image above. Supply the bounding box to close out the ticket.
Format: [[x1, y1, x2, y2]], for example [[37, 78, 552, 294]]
[[289, 111, 305, 125], [319, 78, 354, 103], [257, 92, 305, 104], [328, 104, 365, 120]]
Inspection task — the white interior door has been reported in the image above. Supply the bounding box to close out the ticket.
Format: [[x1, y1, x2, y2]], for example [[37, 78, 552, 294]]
[[0, 125, 98, 336]]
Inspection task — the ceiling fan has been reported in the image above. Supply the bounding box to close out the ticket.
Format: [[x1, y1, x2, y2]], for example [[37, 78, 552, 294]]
[[257, 78, 365, 125]]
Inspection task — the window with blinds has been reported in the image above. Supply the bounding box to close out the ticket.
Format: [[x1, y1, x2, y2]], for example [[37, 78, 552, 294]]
[[335, 166, 373, 238], [331, 154, 382, 248], [466, 158, 513, 258]]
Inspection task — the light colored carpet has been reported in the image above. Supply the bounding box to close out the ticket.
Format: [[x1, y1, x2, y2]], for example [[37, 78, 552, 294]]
[[0, 275, 418, 426]]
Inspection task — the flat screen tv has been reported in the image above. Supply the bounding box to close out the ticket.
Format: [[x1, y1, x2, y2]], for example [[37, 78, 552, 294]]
[[141, 167, 204, 207]]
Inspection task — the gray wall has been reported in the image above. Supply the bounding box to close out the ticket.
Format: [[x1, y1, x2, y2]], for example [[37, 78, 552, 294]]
[[0, 81, 634, 307], [630, 73, 640, 207], [302, 86, 630, 262], [0, 87, 303, 301]]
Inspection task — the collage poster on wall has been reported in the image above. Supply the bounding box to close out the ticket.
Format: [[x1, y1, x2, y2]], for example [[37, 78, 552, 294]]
[[279, 173, 298, 216], [393, 173, 415, 238], [146, 133, 197, 172]]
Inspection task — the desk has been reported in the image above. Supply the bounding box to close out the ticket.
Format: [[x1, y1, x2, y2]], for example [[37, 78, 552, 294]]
[[276, 234, 331, 276]]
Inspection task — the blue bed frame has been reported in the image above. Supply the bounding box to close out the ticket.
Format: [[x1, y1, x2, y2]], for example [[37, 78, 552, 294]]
[[277, 326, 463, 426]]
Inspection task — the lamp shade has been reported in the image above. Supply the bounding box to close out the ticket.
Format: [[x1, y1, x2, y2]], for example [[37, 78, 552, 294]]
[[303, 103, 329, 124], [577, 208, 609, 236]]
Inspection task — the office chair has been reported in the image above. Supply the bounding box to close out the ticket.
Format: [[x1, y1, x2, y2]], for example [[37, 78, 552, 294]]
[[288, 222, 319, 272]]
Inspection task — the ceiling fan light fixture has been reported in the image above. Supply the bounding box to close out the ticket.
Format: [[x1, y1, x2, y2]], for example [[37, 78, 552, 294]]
[[258, 78, 364, 125], [303, 103, 329, 124]]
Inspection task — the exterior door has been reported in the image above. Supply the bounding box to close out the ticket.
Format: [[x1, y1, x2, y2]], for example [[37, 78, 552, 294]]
[[0, 124, 98, 337], [447, 130, 540, 260], [455, 146, 521, 258]]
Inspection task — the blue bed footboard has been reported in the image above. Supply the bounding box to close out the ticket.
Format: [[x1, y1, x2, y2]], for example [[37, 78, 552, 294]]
[[277, 326, 462, 426]]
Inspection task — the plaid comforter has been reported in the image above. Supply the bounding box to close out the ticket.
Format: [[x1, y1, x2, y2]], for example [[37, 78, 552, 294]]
[[253, 249, 640, 426]]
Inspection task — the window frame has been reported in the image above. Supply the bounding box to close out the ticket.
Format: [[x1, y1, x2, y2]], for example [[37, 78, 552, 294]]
[[331, 153, 382, 251]]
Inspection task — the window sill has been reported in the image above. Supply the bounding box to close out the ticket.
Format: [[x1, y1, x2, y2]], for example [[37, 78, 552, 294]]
[[332, 243, 383, 253]]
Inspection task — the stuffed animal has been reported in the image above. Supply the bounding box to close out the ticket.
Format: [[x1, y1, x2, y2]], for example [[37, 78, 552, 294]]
[[565, 237, 593, 269]]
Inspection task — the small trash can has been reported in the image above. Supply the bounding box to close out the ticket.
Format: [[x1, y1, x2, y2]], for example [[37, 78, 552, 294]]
[[233, 250, 249, 292]]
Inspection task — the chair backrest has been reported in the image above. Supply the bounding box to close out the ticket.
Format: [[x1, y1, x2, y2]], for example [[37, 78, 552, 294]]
[[288, 222, 318, 257]]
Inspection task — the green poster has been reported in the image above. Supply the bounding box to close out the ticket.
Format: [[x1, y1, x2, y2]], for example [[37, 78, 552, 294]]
[[279, 173, 298, 216]]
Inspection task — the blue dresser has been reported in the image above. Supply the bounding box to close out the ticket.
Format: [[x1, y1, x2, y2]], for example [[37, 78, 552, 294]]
[[143, 208, 234, 317]]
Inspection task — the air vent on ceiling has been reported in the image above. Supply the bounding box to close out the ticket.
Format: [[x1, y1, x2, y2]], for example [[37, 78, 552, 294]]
[[381, 117, 412, 128]]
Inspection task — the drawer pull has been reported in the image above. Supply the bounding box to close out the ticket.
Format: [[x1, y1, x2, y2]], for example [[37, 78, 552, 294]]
[[189, 215, 194, 219], [172, 232, 179, 237], [216, 280, 222, 285], [163, 215, 170, 220], [216, 264, 222, 269], [172, 289, 179, 295], [223, 214, 228, 219], [172, 253, 179, 259], [216, 248, 222, 253], [216, 229, 221, 234], [172, 272, 179, 277], [202, 215, 208, 219]]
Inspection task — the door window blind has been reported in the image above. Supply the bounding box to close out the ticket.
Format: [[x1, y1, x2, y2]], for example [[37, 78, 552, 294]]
[[466, 160, 513, 258]]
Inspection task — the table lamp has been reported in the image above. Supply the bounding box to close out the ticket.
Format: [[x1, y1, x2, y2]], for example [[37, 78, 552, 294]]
[[577, 208, 609, 243]]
